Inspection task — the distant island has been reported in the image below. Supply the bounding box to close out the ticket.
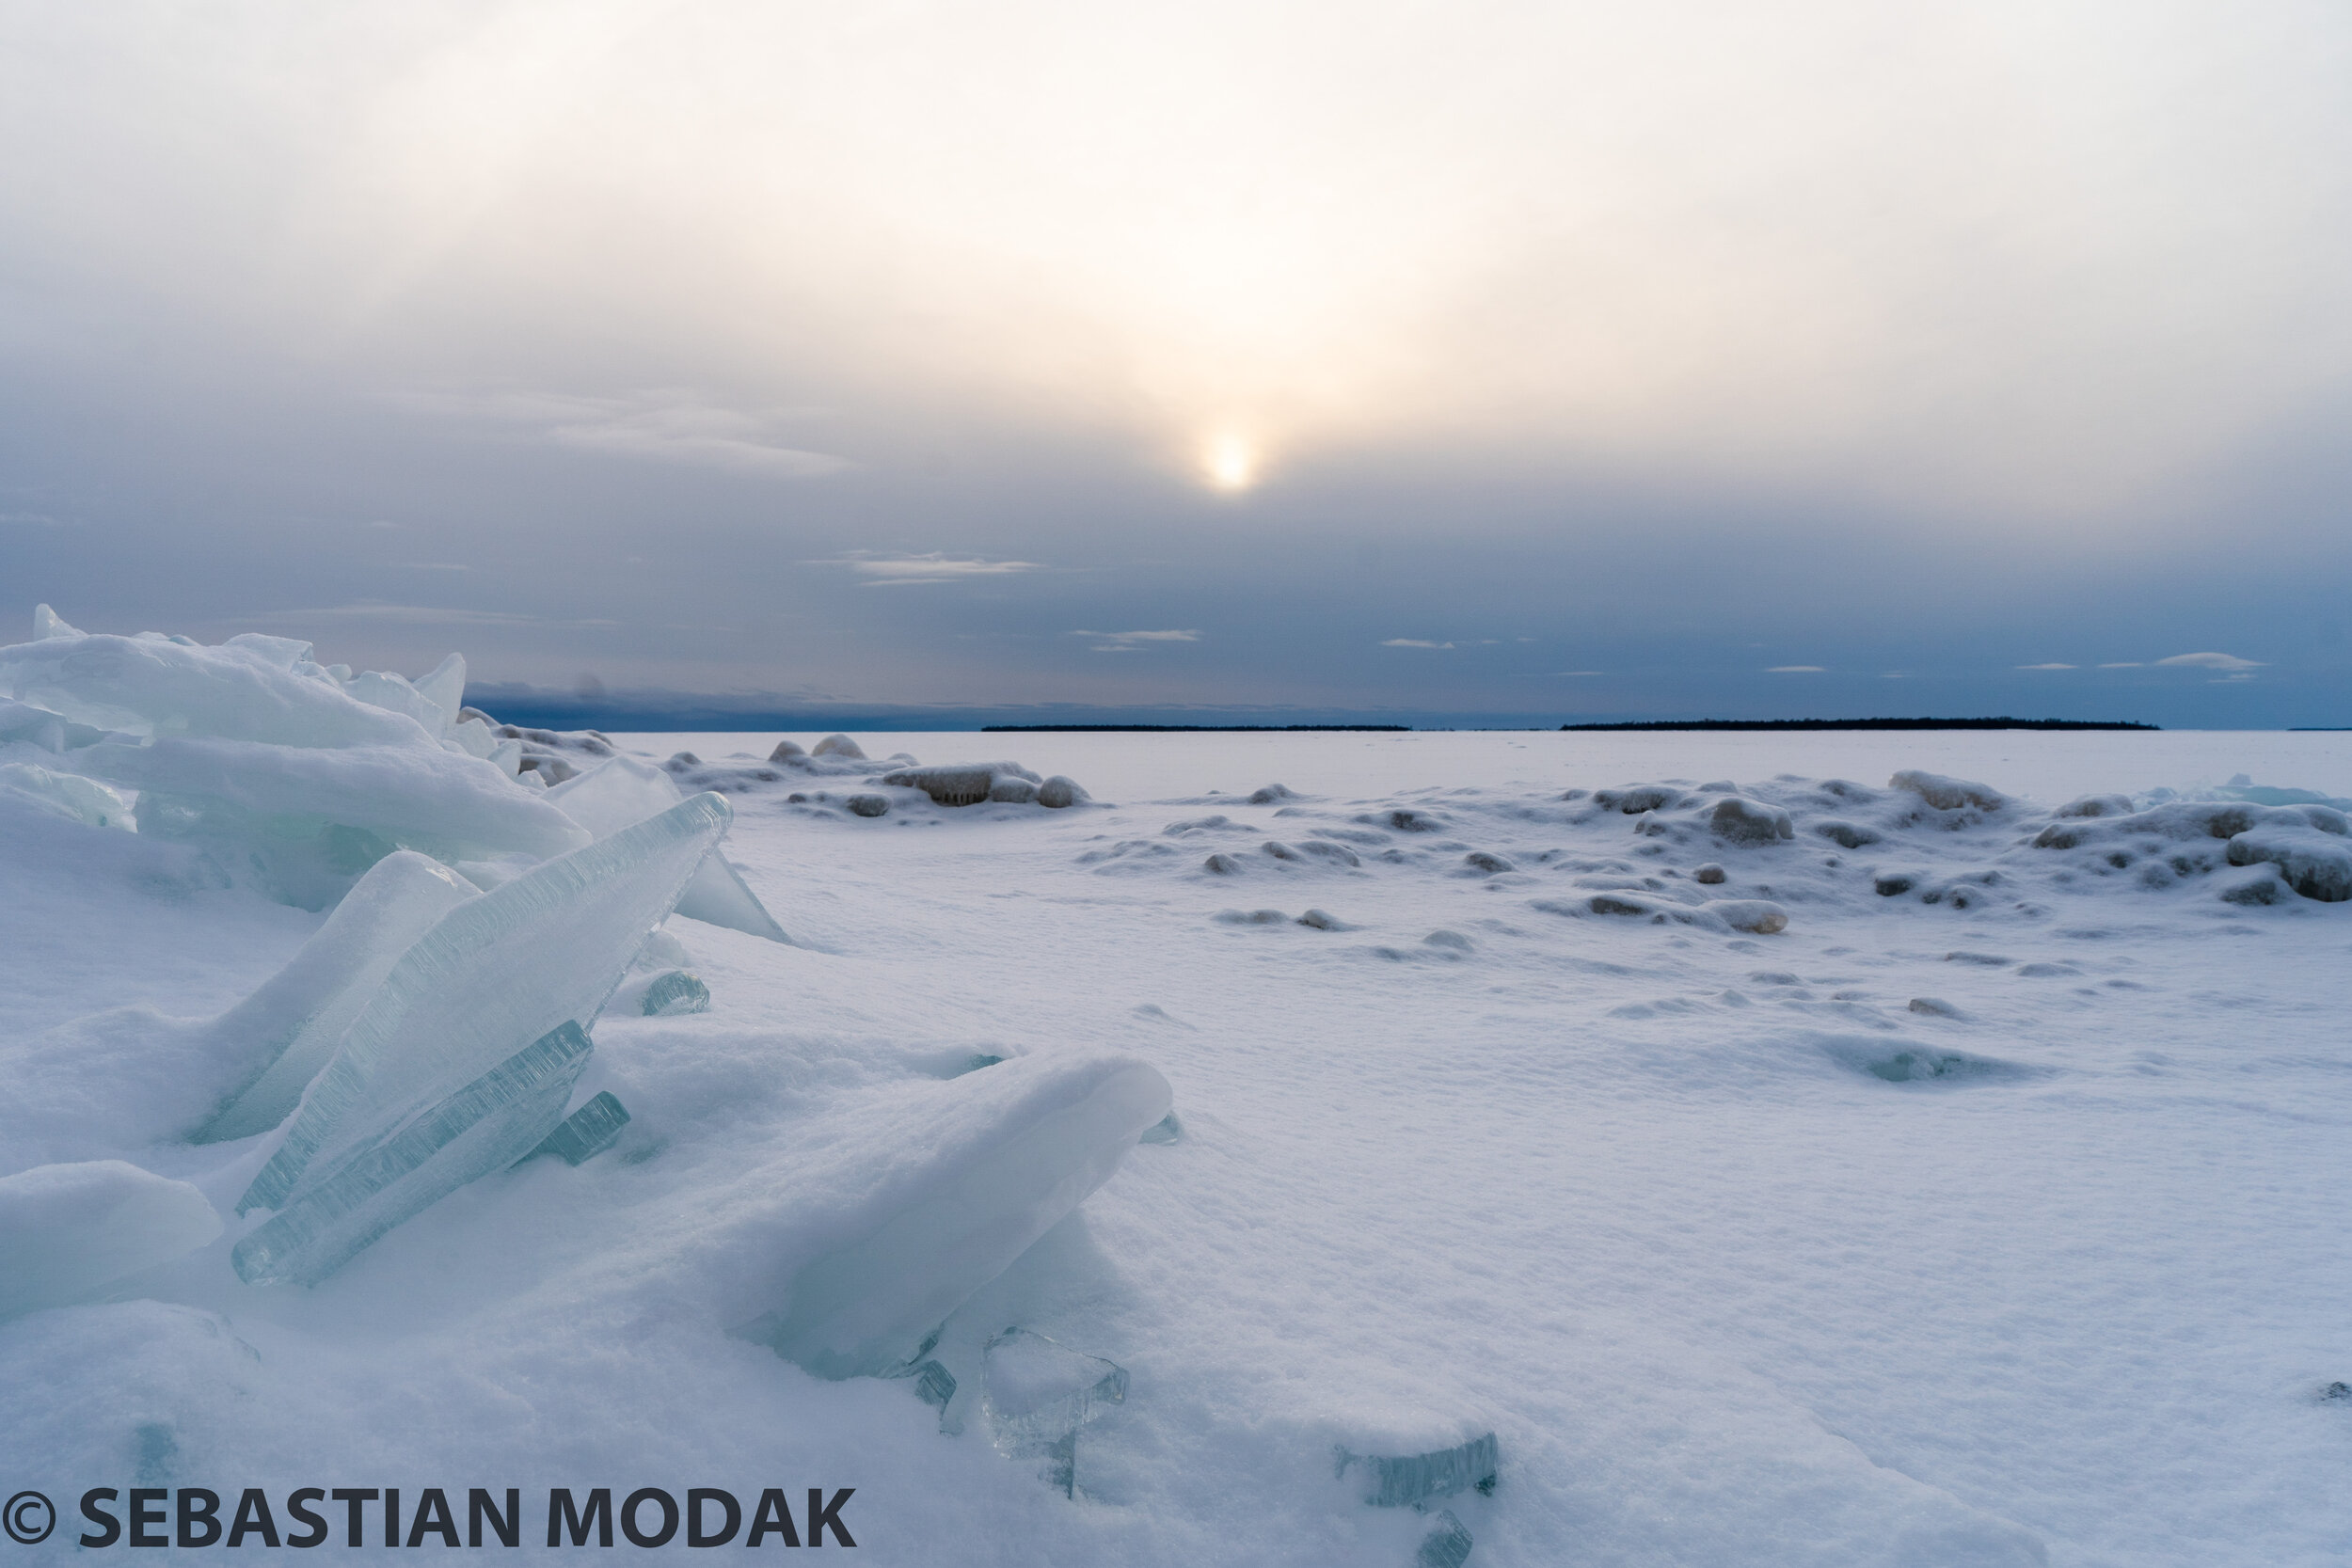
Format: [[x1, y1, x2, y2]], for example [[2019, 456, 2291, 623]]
[[1560, 717, 2158, 732], [984, 723, 1412, 732]]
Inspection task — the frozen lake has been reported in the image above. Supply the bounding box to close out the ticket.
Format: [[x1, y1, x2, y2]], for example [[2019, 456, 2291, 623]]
[[8, 715, 2352, 1565]]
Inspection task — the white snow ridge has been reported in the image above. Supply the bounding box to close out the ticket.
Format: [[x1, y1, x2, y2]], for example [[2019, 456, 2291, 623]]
[[4, 608, 2350, 1565]]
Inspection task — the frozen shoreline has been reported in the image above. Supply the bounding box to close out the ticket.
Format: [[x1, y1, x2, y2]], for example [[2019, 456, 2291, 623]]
[[6, 655, 2351, 1562]]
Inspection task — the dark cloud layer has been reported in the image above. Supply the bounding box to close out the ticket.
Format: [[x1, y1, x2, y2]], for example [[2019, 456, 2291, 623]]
[[4, 3, 2350, 727]]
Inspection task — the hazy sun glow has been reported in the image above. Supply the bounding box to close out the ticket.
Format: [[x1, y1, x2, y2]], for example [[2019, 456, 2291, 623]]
[[1201, 432, 1261, 492]]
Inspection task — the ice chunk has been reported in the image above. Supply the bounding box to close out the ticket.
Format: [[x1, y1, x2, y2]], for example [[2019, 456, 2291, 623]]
[[522, 1090, 632, 1165], [1248, 782, 1297, 803], [0, 1162, 222, 1318], [545, 754, 681, 835], [846, 794, 890, 817], [2226, 821, 2352, 900], [238, 793, 732, 1218], [0, 762, 130, 829], [980, 1328, 1129, 1497], [195, 851, 480, 1144], [32, 602, 85, 640], [1336, 1431, 1501, 1508], [1709, 797, 1794, 844], [1890, 769, 2007, 812], [1692, 863, 1726, 884], [913, 1359, 958, 1412], [769, 739, 806, 761], [231, 1021, 596, 1285], [618, 969, 709, 1016], [449, 717, 501, 759], [812, 734, 866, 758], [1417, 1512, 1475, 1568], [412, 653, 465, 736], [548, 757, 789, 942], [2055, 793, 2135, 818], [675, 852, 789, 942], [640, 970, 710, 1015], [344, 669, 448, 735], [743, 1053, 1172, 1379], [78, 737, 589, 908], [989, 776, 1039, 803], [1036, 775, 1088, 809], [0, 631, 435, 748], [1139, 1112, 1182, 1144]]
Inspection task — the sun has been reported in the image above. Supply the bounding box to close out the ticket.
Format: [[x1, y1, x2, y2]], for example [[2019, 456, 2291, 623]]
[[1200, 432, 1261, 493]]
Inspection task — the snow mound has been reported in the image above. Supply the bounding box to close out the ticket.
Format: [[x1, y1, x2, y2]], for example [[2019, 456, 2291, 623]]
[[0, 1162, 221, 1319]]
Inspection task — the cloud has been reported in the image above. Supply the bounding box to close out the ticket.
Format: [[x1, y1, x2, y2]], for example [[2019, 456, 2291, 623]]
[[2154, 651, 2265, 671], [234, 604, 618, 628], [1766, 665, 1826, 673], [400, 389, 847, 477], [1381, 639, 1455, 649], [2097, 661, 2144, 669], [1072, 628, 1200, 652], [2016, 662, 2075, 670], [817, 552, 1048, 586]]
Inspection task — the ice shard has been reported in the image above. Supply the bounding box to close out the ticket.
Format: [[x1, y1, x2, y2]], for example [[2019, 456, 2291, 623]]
[[979, 1328, 1129, 1497], [194, 851, 480, 1144], [741, 1053, 1172, 1380], [675, 852, 790, 943], [238, 793, 732, 1219], [548, 756, 789, 942], [1416, 1512, 1475, 1568], [913, 1359, 958, 1413], [0, 1162, 223, 1318], [231, 1021, 594, 1285], [1336, 1432, 1500, 1508], [522, 1091, 631, 1166]]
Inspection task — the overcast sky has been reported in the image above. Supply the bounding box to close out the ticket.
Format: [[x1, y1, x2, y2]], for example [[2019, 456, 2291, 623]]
[[4, 0, 2349, 726]]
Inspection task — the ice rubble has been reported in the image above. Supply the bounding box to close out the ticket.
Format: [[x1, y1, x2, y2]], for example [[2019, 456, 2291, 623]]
[[0, 1162, 221, 1318], [238, 794, 731, 1236]]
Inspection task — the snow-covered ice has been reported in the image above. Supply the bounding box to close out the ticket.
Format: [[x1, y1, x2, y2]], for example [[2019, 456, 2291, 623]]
[[6, 614, 2352, 1564]]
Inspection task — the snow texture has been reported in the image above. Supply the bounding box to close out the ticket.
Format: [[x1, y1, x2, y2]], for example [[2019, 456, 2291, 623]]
[[9, 623, 2352, 1566]]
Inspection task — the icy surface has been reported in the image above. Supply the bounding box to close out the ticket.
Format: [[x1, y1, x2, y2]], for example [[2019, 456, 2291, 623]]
[[8, 720, 2352, 1565]]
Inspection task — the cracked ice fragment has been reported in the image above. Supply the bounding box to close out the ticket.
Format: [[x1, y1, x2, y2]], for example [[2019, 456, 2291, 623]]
[[981, 1328, 1128, 1497]]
